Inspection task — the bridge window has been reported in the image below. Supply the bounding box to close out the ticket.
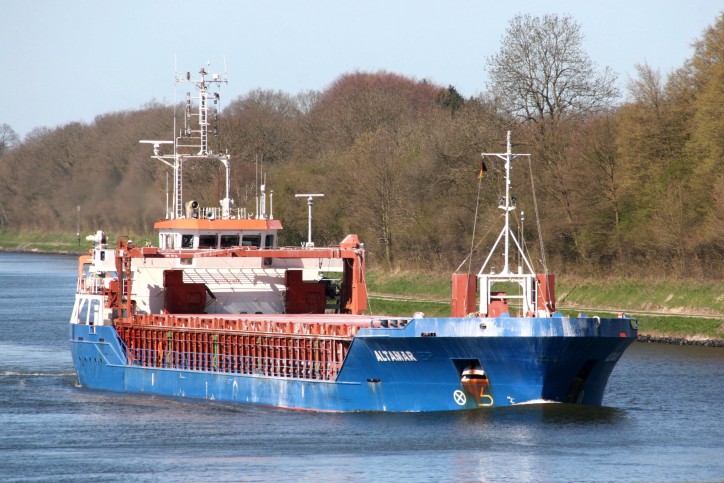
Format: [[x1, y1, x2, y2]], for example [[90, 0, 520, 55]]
[[181, 234, 194, 249], [242, 235, 261, 247], [220, 234, 240, 248], [198, 235, 217, 249], [265, 234, 275, 248], [163, 234, 175, 249]]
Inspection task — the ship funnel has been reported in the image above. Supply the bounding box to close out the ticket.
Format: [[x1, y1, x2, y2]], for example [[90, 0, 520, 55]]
[[185, 200, 199, 219]]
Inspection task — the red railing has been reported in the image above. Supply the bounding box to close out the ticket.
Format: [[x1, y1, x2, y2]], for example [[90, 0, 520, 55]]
[[117, 325, 352, 381]]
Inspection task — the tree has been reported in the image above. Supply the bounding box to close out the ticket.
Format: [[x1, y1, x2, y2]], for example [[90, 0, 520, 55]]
[[208, 89, 302, 218], [309, 71, 442, 149], [0, 124, 19, 157], [487, 14, 618, 124], [567, 112, 626, 266], [486, 14, 619, 264], [612, 16, 724, 276], [616, 63, 688, 267], [436, 85, 465, 113], [676, 14, 724, 274]]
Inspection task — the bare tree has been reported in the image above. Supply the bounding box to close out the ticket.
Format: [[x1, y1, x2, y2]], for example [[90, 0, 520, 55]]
[[0, 124, 19, 157], [487, 14, 618, 124]]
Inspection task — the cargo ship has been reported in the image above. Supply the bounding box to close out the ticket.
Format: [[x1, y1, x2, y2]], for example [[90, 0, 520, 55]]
[[69, 66, 637, 411]]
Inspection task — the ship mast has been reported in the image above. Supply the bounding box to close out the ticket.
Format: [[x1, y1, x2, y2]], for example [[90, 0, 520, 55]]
[[477, 132, 546, 316], [479, 131, 534, 276], [141, 64, 231, 220]]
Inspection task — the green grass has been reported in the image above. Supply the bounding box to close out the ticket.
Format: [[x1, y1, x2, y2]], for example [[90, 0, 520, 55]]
[[0, 230, 154, 254], [0, 230, 85, 253], [366, 298, 451, 318], [365, 269, 451, 300], [635, 315, 723, 340], [557, 278, 724, 316]]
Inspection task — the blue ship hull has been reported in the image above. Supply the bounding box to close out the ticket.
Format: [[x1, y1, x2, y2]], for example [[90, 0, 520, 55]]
[[70, 315, 637, 411]]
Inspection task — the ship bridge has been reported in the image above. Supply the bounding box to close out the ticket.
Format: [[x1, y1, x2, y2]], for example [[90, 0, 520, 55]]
[[140, 66, 285, 253], [154, 216, 283, 250]]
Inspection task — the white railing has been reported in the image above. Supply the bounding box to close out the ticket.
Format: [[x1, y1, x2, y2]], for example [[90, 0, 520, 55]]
[[197, 206, 249, 220], [77, 276, 105, 295]]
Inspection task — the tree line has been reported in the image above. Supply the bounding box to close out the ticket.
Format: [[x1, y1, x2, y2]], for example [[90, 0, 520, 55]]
[[0, 13, 721, 279]]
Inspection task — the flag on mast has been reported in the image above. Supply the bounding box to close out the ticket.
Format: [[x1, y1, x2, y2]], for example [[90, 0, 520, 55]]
[[478, 161, 487, 180]]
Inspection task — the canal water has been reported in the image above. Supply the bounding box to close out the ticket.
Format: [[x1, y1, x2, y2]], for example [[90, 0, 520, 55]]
[[1, 252, 722, 482]]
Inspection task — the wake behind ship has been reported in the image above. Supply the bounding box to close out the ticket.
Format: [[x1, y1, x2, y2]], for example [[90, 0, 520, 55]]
[[69, 65, 637, 411]]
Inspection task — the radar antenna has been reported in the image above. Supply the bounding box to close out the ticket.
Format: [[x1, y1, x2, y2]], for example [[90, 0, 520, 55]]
[[141, 63, 231, 219]]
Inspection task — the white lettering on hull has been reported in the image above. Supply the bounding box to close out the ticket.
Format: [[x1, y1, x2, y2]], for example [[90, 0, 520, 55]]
[[373, 350, 417, 362]]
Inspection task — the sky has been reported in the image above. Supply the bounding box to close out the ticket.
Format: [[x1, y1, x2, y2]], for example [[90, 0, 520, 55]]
[[1, 0, 721, 139]]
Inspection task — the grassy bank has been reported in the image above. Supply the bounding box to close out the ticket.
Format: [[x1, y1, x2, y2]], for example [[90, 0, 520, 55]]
[[365, 270, 451, 300], [0, 230, 86, 253], [558, 278, 724, 316], [0, 230, 153, 254]]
